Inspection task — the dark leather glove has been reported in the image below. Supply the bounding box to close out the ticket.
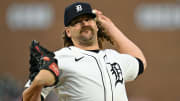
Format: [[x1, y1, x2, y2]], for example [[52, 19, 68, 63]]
[[28, 40, 59, 86]]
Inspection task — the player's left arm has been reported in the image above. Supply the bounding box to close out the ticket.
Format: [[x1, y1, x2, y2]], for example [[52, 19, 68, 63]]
[[22, 40, 60, 101], [23, 70, 53, 101], [94, 9, 147, 70]]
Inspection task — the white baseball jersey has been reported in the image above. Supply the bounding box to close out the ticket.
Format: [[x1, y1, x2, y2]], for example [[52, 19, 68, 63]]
[[25, 46, 142, 101]]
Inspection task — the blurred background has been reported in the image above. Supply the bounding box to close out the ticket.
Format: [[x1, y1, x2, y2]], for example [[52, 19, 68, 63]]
[[0, 0, 180, 101]]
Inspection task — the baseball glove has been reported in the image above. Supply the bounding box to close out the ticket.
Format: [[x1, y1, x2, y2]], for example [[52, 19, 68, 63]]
[[29, 40, 59, 86]]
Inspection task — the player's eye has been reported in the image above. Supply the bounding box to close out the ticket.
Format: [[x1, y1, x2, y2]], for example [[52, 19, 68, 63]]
[[69, 16, 93, 26], [70, 20, 81, 26], [85, 17, 93, 21], [84, 18, 89, 21]]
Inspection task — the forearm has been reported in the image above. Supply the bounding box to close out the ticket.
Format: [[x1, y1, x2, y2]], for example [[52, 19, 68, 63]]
[[22, 80, 43, 101], [106, 23, 147, 68], [23, 70, 55, 101]]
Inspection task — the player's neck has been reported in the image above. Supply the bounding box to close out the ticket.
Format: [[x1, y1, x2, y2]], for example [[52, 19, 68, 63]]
[[74, 43, 100, 50]]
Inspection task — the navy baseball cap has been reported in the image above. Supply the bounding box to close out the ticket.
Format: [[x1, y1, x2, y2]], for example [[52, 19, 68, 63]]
[[64, 2, 96, 26]]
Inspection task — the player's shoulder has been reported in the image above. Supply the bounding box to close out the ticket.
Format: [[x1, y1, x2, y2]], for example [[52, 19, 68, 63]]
[[103, 49, 121, 56], [104, 49, 118, 54], [104, 49, 135, 59], [54, 47, 72, 56]]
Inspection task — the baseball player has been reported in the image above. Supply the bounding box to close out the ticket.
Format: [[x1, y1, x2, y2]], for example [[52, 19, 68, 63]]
[[22, 2, 147, 101]]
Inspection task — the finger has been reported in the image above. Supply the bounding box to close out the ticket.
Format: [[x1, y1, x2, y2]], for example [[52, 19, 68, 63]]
[[96, 14, 106, 22], [93, 9, 103, 15]]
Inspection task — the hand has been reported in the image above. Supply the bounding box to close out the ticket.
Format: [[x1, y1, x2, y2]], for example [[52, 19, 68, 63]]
[[93, 9, 115, 33]]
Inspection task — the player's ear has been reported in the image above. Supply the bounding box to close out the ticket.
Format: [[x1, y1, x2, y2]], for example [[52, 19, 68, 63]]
[[65, 27, 71, 38]]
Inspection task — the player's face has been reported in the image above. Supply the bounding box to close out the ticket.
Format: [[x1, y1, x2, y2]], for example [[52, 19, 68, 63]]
[[66, 15, 98, 46]]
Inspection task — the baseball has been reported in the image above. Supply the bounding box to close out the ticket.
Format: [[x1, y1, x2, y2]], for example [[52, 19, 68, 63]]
[[92, 9, 96, 14]]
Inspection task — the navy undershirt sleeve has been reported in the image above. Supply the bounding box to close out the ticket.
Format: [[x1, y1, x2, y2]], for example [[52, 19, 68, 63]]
[[41, 95, 44, 101], [136, 58, 144, 75]]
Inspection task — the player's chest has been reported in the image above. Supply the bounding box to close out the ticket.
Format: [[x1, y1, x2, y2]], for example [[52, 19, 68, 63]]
[[60, 54, 127, 100], [60, 55, 104, 78], [60, 54, 125, 86]]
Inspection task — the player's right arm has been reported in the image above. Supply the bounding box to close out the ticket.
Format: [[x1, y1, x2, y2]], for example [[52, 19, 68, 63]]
[[94, 9, 147, 70]]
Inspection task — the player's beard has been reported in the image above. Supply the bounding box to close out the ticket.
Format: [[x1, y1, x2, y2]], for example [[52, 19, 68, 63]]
[[77, 26, 97, 46]]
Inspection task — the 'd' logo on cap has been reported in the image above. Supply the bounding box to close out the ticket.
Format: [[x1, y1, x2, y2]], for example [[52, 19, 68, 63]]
[[76, 5, 83, 12]]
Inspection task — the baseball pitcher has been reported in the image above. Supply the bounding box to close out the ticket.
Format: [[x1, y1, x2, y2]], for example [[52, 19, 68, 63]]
[[22, 2, 147, 101]]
